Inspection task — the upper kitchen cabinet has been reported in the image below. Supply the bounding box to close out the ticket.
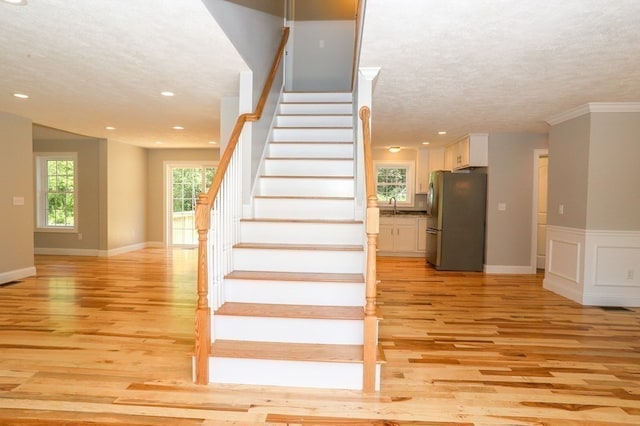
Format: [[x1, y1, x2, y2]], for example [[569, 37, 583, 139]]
[[416, 147, 446, 194], [449, 133, 488, 170], [415, 149, 429, 194]]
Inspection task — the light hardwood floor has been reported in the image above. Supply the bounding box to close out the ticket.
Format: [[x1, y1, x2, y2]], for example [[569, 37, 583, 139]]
[[1, 248, 639, 425]]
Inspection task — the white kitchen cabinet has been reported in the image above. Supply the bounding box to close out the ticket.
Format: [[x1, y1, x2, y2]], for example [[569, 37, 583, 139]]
[[450, 133, 488, 170], [429, 147, 445, 172], [378, 216, 425, 256], [415, 149, 430, 194]]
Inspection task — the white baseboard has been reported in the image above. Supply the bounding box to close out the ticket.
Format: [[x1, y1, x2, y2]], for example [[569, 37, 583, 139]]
[[98, 242, 150, 257], [484, 264, 537, 274], [35, 248, 100, 256], [0, 266, 36, 284]]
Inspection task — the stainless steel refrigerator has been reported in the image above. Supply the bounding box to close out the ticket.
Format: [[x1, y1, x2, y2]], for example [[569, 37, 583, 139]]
[[425, 170, 487, 271]]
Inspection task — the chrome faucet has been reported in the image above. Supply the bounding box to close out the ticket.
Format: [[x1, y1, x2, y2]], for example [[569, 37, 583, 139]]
[[389, 197, 397, 215]]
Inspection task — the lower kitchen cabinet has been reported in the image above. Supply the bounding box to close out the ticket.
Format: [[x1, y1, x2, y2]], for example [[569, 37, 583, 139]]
[[378, 216, 426, 256]]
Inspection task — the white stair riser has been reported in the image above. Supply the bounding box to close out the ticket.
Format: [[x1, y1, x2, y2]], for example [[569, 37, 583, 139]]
[[258, 177, 354, 197], [272, 128, 353, 142], [276, 115, 353, 128], [233, 248, 363, 274], [240, 222, 363, 245], [282, 92, 353, 103], [253, 198, 355, 220], [224, 279, 365, 306], [213, 316, 363, 344], [279, 103, 352, 115], [264, 159, 354, 177], [208, 358, 377, 390], [269, 142, 353, 159]]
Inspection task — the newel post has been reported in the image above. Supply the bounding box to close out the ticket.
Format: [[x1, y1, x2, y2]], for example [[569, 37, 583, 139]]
[[194, 193, 211, 384]]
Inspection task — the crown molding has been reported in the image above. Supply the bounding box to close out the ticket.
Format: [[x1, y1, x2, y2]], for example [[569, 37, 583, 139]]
[[546, 102, 640, 126]]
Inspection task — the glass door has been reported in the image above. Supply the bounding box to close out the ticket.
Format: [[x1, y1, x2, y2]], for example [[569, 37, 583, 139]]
[[169, 165, 216, 245]]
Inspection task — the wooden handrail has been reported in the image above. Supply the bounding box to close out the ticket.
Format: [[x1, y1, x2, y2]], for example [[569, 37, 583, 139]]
[[204, 26, 290, 209], [359, 105, 379, 393], [194, 26, 290, 385]]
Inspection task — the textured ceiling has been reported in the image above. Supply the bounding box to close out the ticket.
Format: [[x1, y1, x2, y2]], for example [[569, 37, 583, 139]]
[[0, 0, 247, 148], [1, 0, 639, 150], [360, 0, 640, 148]]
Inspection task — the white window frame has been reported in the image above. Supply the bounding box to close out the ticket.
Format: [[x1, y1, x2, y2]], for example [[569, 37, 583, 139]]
[[374, 160, 415, 207], [35, 152, 79, 233]]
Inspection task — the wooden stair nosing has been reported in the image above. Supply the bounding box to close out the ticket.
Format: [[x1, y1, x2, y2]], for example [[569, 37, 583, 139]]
[[253, 195, 354, 200], [225, 270, 364, 283], [265, 157, 354, 161], [279, 101, 352, 105], [210, 340, 386, 364], [259, 175, 354, 180], [215, 302, 364, 320], [240, 218, 362, 224], [233, 242, 363, 252], [277, 113, 352, 117]]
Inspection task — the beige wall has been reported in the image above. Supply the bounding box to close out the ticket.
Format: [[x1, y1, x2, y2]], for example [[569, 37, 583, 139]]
[[547, 114, 591, 229], [146, 148, 220, 243], [294, 0, 356, 20], [0, 112, 34, 280], [106, 141, 147, 250], [33, 138, 102, 251], [485, 133, 548, 268], [587, 112, 640, 230]]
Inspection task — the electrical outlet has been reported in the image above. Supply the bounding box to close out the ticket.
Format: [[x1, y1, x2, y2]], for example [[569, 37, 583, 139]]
[[77, 233, 83, 240], [627, 269, 635, 280], [559, 204, 564, 215]]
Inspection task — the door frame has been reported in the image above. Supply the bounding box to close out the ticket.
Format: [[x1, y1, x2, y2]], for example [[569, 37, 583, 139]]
[[530, 149, 549, 271], [164, 161, 218, 246]]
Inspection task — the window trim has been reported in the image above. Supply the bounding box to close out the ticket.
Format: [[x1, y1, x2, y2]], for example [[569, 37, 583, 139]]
[[374, 160, 415, 207], [34, 152, 79, 233]]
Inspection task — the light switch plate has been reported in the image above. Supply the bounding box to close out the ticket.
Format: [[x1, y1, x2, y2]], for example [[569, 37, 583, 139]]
[[13, 196, 25, 206]]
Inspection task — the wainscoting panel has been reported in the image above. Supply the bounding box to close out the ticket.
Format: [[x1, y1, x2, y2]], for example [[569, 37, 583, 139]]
[[583, 230, 640, 306], [544, 226, 640, 307], [543, 226, 584, 304]]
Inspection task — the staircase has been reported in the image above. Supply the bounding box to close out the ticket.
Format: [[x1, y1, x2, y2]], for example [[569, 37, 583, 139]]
[[206, 92, 381, 390]]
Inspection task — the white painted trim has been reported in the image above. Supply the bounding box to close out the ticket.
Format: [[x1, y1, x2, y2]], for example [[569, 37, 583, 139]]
[[35, 248, 100, 256], [546, 102, 640, 125], [484, 264, 536, 274], [544, 226, 640, 307], [531, 149, 548, 272], [0, 266, 36, 284], [98, 242, 148, 257]]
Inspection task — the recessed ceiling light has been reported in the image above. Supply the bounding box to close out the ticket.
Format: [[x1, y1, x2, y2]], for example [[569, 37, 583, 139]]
[[161, 91, 174, 97], [208, 141, 218, 145], [422, 141, 430, 145], [155, 141, 163, 145], [2, 0, 28, 5], [105, 126, 116, 130], [172, 126, 184, 130], [13, 92, 29, 99], [388, 146, 401, 153], [438, 131, 447, 135]]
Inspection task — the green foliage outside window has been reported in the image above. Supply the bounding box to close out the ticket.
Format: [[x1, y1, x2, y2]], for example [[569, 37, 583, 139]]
[[376, 167, 407, 202], [172, 167, 217, 213], [46, 160, 75, 226]]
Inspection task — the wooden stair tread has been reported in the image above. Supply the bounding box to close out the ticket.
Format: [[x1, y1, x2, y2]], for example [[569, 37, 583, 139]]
[[265, 157, 354, 161], [260, 175, 354, 179], [233, 242, 363, 251], [215, 302, 364, 320], [225, 270, 364, 283], [254, 195, 354, 200], [240, 218, 362, 224], [211, 340, 386, 364], [211, 340, 363, 363], [269, 141, 353, 144]]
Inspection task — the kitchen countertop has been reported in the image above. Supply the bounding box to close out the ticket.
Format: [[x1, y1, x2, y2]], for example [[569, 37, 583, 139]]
[[380, 210, 428, 217]]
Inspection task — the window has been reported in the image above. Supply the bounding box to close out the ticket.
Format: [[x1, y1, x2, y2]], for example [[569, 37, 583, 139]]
[[374, 161, 414, 206], [35, 153, 78, 231], [168, 164, 217, 245]]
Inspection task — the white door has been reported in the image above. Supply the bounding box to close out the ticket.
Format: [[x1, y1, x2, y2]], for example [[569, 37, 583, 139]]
[[169, 165, 216, 246], [536, 156, 548, 269]]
